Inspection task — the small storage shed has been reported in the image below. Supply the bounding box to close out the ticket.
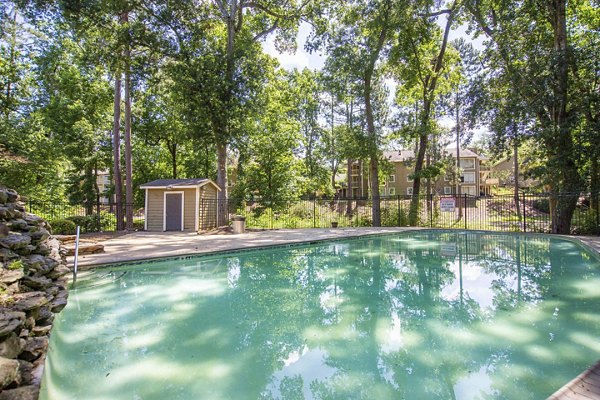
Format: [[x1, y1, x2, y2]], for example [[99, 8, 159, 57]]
[[140, 179, 221, 231]]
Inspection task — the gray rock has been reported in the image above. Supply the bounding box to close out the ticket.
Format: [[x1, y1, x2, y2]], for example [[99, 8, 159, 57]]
[[20, 276, 52, 291], [0, 191, 7, 205], [19, 337, 48, 362], [46, 264, 70, 280], [16, 361, 32, 386], [0, 248, 18, 263], [15, 245, 35, 256], [0, 270, 24, 285], [0, 385, 39, 400], [22, 255, 44, 267], [28, 229, 49, 244], [50, 294, 68, 313], [31, 325, 51, 337], [0, 224, 8, 238], [0, 333, 23, 359], [0, 235, 30, 251], [11, 293, 48, 312], [35, 308, 53, 327], [7, 220, 27, 232], [0, 356, 20, 389], [31, 243, 49, 256], [5, 190, 18, 203], [0, 312, 25, 338]]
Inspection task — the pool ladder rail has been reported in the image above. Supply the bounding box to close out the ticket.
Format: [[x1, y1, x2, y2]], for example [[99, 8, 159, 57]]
[[72, 225, 80, 286]]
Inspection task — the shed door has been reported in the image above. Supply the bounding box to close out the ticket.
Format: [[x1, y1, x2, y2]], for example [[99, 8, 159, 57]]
[[165, 193, 183, 231]]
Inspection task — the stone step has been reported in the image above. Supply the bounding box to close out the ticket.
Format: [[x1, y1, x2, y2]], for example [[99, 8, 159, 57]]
[[63, 243, 104, 256]]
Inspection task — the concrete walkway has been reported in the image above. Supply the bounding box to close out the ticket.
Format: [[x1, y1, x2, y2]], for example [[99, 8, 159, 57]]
[[72, 227, 422, 268]]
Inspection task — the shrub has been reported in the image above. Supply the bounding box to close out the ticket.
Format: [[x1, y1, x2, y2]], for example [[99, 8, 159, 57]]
[[67, 215, 100, 233], [50, 219, 77, 235], [381, 207, 409, 227], [133, 219, 145, 231], [531, 199, 550, 213]]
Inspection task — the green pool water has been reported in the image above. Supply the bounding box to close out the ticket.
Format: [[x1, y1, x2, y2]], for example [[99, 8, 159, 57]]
[[40, 231, 600, 399]]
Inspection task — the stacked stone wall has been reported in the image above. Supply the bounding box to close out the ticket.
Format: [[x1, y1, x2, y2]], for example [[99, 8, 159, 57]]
[[0, 188, 69, 399]]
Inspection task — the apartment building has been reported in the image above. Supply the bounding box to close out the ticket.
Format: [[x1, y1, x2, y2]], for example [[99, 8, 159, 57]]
[[382, 149, 494, 197]]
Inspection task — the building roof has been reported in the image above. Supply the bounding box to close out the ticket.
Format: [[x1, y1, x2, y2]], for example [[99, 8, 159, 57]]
[[384, 148, 482, 162], [140, 178, 221, 191]]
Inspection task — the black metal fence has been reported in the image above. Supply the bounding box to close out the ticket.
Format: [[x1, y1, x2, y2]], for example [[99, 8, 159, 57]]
[[26, 193, 600, 235], [25, 201, 145, 233]]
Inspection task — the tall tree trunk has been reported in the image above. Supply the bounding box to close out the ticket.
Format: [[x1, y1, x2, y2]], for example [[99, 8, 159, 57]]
[[455, 91, 462, 219], [4, 9, 17, 122], [214, 0, 237, 226], [123, 11, 133, 231], [549, 0, 579, 233], [408, 6, 455, 225], [112, 73, 124, 230], [364, 73, 381, 226], [591, 156, 599, 211], [216, 142, 228, 225]]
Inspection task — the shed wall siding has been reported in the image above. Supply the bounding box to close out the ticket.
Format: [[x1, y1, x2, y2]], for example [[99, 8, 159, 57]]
[[183, 188, 196, 230], [147, 189, 164, 231]]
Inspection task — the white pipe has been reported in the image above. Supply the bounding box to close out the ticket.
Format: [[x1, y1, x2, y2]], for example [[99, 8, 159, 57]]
[[73, 225, 80, 284]]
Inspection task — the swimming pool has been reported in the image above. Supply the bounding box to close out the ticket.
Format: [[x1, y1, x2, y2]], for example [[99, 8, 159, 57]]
[[40, 231, 600, 399]]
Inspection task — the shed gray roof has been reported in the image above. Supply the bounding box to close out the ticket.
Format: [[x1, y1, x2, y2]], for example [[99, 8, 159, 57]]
[[140, 178, 220, 190]]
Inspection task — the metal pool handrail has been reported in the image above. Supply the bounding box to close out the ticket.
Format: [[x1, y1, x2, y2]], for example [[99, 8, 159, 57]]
[[72, 225, 80, 285]]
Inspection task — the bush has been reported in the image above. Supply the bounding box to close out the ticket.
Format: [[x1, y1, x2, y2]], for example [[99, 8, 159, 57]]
[[50, 219, 77, 235], [531, 199, 550, 213], [67, 215, 100, 233], [133, 220, 145, 231], [381, 207, 409, 227]]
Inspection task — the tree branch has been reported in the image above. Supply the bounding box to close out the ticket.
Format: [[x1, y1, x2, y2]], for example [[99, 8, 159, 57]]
[[213, 0, 229, 19], [253, 20, 279, 41], [419, 9, 451, 18]]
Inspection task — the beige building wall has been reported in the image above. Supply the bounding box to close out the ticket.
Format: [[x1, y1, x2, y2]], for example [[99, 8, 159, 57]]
[[383, 156, 483, 196]]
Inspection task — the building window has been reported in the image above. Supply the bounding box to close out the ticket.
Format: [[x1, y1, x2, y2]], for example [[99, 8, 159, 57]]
[[444, 174, 451, 181], [459, 158, 475, 169], [463, 172, 476, 183], [444, 186, 452, 195], [407, 187, 413, 195], [351, 164, 360, 175], [407, 175, 414, 182], [463, 186, 477, 196], [389, 187, 396, 195], [352, 175, 360, 183], [389, 175, 396, 183]]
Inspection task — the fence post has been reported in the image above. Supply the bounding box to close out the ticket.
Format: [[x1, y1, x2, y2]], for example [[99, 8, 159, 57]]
[[313, 199, 316, 228], [464, 194, 468, 230], [522, 191, 527, 233], [429, 194, 433, 227], [397, 195, 401, 226]]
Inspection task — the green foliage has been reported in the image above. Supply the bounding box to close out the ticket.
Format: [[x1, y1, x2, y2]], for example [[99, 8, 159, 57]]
[[531, 199, 550, 214], [7, 260, 23, 270], [66, 215, 100, 233], [50, 219, 77, 235]]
